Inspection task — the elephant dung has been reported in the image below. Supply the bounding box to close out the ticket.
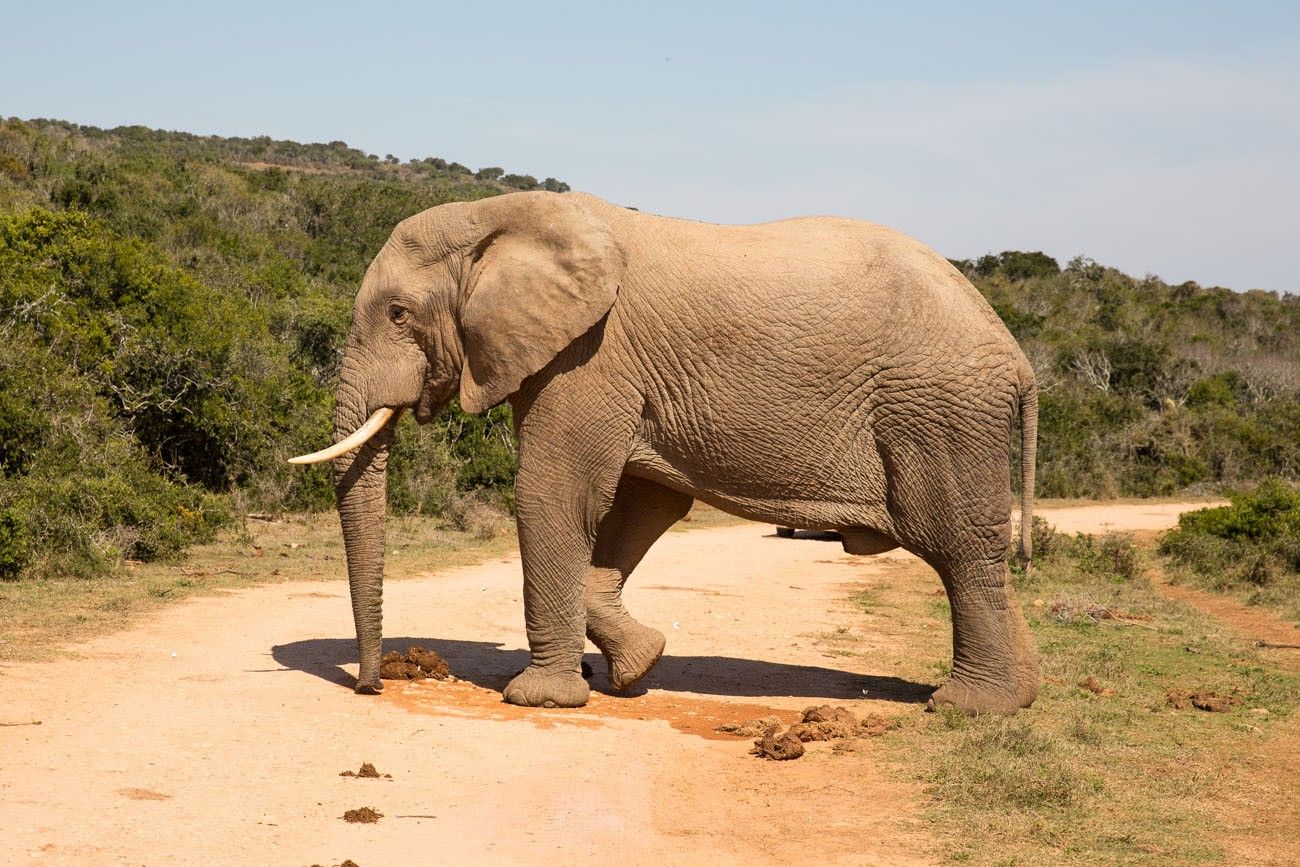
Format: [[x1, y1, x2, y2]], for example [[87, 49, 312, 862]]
[[741, 705, 897, 760], [379, 646, 450, 681], [342, 806, 383, 824], [339, 762, 391, 779], [1166, 689, 1242, 712], [787, 705, 896, 741], [751, 725, 805, 761], [715, 715, 785, 738]]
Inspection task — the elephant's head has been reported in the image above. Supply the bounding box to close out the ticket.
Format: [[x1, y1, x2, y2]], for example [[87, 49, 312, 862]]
[[289, 192, 626, 692]]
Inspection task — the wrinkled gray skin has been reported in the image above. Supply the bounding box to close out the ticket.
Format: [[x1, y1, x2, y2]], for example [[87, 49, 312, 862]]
[[330, 191, 1039, 714]]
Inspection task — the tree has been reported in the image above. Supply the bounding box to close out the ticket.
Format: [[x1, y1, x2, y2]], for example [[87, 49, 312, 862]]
[[501, 173, 538, 189]]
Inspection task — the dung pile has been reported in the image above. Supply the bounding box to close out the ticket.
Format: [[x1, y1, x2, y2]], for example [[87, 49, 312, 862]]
[[1166, 689, 1241, 712], [339, 762, 391, 779], [752, 725, 805, 761], [714, 715, 784, 738], [722, 705, 897, 760], [342, 807, 383, 824], [379, 646, 450, 681]]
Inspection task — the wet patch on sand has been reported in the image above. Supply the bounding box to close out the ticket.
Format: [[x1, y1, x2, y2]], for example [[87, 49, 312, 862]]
[[381, 678, 795, 739]]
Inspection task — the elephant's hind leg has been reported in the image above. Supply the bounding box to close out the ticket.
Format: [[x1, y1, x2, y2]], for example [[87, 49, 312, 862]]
[[925, 552, 1038, 715], [880, 429, 1038, 715], [587, 475, 693, 692]]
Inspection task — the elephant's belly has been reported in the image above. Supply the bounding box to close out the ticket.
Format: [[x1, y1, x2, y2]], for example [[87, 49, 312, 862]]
[[624, 437, 890, 531]]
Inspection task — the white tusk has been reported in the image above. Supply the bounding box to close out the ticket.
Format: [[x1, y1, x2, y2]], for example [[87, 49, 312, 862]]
[[288, 407, 401, 465]]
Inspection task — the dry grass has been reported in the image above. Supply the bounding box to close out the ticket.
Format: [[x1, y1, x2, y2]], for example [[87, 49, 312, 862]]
[[0, 510, 517, 662]]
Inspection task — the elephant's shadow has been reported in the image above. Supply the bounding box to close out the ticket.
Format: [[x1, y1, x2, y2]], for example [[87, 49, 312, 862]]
[[270, 636, 934, 704]]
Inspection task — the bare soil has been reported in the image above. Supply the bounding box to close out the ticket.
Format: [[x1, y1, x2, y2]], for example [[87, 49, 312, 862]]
[[0, 502, 1247, 865]]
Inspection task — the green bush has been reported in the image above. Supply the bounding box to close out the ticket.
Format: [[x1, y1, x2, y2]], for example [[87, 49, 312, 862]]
[[1017, 517, 1140, 584], [0, 334, 225, 578], [2, 114, 1297, 581], [1159, 480, 1300, 596]]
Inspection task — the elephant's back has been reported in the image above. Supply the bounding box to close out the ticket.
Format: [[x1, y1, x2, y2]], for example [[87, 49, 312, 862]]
[[617, 212, 1013, 359]]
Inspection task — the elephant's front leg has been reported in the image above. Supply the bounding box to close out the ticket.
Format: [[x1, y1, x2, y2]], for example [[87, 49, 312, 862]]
[[501, 418, 634, 708], [502, 503, 599, 707]]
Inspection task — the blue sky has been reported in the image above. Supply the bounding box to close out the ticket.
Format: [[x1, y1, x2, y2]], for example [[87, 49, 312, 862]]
[[4, 1, 1298, 291]]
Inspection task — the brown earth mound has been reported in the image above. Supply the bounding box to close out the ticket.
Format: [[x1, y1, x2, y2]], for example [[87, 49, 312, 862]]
[[342, 807, 383, 824], [1167, 689, 1242, 712], [727, 705, 897, 760], [379, 646, 450, 681], [339, 762, 390, 779]]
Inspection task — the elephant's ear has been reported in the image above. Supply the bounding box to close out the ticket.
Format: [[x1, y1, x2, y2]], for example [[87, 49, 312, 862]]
[[457, 194, 625, 413]]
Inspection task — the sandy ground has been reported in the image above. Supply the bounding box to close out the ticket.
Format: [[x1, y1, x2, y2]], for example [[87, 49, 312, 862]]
[[0, 503, 1229, 866]]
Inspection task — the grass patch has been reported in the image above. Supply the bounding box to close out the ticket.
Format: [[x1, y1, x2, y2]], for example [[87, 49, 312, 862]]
[[0, 509, 517, 662], [879, 519, 1300, 865], [1159, 479, 1300, 622]]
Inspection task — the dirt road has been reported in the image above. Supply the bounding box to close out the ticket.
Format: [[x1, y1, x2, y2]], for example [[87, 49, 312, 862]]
[[0, 503, 1213, 866]]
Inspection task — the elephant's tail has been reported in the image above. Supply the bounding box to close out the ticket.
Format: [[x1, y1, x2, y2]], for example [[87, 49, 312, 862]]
[[1017, 374, 1039, 568]]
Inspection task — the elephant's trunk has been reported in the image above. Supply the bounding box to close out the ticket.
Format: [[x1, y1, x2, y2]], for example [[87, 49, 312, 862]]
[[332, 370, 397, 694]]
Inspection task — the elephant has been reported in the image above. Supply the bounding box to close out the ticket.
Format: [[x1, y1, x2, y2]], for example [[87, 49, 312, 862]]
[[290, 191, 1040, 715]]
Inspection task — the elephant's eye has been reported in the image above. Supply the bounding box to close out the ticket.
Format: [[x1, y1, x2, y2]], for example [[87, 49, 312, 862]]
[[388, 304, 410, 325]]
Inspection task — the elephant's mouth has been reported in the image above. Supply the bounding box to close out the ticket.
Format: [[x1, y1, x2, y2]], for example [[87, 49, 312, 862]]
[[288, 407, 404, 465]]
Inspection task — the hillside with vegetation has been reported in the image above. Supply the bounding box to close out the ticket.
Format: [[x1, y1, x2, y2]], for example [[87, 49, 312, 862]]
[[1, 117, 1297, 580]]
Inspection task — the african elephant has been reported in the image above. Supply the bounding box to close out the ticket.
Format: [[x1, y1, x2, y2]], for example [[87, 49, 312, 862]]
[[291, 191, 1040, 715]]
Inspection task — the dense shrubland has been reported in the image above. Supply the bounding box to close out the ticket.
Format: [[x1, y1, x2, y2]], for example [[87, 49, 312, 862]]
[[950, 252, 1300, 498], [0, 118, 1296, 579], [1159, 480, 1300, 619]]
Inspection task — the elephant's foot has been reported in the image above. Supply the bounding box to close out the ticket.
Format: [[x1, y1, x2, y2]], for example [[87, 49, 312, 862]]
[[926, 677, 1021, 716], [503, 665, 590, 708], [1013, 654, 1039, 709], [600, 621, 666, 693]]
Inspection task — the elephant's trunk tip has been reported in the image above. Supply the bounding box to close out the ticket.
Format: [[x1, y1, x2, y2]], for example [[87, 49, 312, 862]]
[[288, 407, 401, 465]]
